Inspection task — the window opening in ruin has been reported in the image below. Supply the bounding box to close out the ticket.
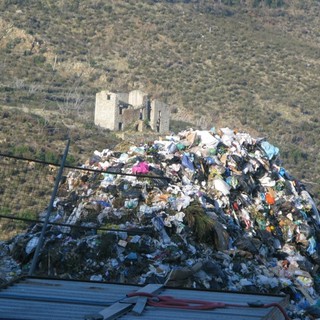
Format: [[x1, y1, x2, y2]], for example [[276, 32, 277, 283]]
[[107, 94, 111, 100], [147, 99, 151, 121], [119, 107, 123, 115], [118, 122, 123, 130], [156, 110, 161, 132], [156, 118, 160, 133]]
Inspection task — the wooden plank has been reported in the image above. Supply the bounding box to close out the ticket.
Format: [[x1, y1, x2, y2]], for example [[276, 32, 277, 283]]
[[99, 284, 163, 319], [293, 280, 316, 305], [99, 302, 133, 320], [132, 297, 148, 316]]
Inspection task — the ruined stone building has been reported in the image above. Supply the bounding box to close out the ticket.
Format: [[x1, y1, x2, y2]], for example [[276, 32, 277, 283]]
[[94, 89, 170, 134]]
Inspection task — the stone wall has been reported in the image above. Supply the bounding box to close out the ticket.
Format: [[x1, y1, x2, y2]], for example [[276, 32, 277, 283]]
[[150, 99, 170, 133], [94, 91, 117, 130], [128, 89, 146, 107]]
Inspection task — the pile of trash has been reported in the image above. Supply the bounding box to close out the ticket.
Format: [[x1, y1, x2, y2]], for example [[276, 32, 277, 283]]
[[1, 127, 320, 319]]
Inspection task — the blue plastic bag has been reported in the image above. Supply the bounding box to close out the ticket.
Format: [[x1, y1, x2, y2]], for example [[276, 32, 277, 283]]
[[182, 153, 195, 171], [260, 141, 279, 160]]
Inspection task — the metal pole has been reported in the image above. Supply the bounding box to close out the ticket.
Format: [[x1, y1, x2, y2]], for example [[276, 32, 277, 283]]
[[29, 138, 70, 276]]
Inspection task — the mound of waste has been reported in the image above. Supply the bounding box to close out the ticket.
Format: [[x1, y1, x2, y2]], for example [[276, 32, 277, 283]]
[[1, 127, 320, 319]]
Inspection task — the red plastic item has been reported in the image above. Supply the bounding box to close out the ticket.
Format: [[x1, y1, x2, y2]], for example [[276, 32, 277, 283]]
[[265, 192, 275, 205]]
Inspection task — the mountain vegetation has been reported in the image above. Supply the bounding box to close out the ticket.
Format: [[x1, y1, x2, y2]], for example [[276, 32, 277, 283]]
[[0, 0, 319, 206]]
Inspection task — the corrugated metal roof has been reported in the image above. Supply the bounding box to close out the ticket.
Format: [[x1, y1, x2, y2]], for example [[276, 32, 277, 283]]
[[0, 277, 288, 320]]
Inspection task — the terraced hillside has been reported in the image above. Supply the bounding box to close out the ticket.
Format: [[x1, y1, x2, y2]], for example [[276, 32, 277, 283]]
[[0, 0, 319, 198]]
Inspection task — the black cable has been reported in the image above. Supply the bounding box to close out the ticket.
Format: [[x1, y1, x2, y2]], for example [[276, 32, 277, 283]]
[[0, 153, 171, 181], [0, 214, 153, 235]]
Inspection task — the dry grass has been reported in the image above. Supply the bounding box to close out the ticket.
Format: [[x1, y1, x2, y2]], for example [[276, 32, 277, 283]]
[[0, 0, 319, 200]]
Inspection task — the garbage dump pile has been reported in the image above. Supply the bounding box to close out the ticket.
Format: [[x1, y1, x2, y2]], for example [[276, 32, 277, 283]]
[[1, 127, 320, 319]]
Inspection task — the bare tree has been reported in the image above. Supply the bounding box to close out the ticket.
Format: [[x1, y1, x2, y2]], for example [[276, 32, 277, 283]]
[[57, 78, 88, 118]]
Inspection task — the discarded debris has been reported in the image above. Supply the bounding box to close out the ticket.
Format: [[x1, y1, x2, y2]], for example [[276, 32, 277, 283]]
[[1, 127, 319, 319]]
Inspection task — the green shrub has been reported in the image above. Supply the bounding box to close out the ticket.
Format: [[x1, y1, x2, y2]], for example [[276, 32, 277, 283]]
[[33, 55, 46, 65]]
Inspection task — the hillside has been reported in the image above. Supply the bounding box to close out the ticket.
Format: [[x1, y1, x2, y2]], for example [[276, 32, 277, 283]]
[[0, 0, 319, 199]]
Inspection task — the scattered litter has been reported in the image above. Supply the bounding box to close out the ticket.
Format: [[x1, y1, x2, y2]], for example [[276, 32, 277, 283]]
[[1, 127, 319, 319]]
